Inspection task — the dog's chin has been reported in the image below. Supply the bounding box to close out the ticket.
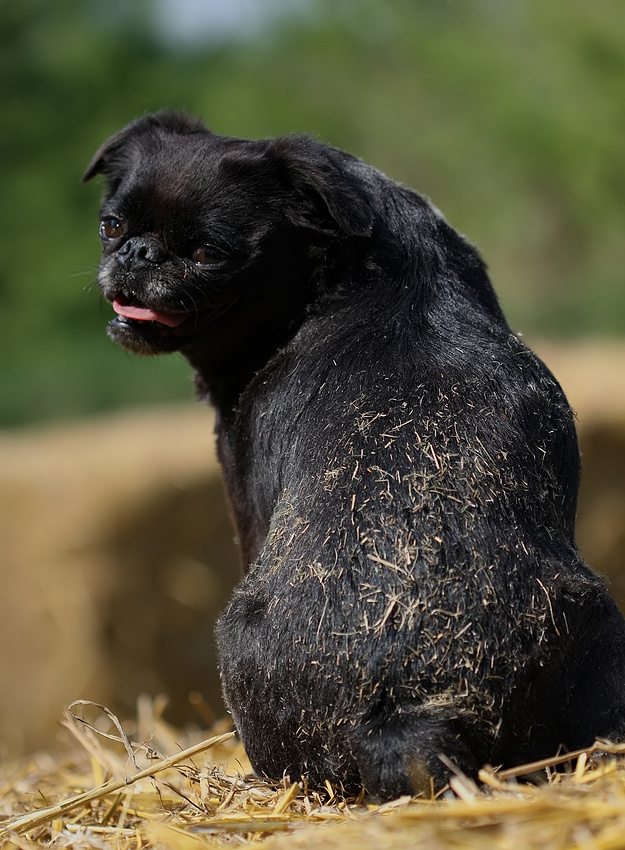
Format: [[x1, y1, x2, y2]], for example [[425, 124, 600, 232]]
[[107, 315, 188, 355]]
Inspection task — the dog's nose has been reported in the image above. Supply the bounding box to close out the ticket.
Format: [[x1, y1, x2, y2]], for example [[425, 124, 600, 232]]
[[117, 237, 166, 268]]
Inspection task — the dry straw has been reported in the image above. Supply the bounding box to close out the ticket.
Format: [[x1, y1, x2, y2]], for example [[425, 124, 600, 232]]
[[2, 699, 625, 849]]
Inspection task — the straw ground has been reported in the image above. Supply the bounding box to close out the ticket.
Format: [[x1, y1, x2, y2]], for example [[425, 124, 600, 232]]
[[2, 698, 625, 849]]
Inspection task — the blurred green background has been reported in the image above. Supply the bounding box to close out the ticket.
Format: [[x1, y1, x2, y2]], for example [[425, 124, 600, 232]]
[[2, 0, 624, 426]]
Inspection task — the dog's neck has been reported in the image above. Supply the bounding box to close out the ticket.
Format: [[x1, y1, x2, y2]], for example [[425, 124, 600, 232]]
[[182, 234, 360, 415], [185, 324, 294, 414], [182, 271, 315, 415]]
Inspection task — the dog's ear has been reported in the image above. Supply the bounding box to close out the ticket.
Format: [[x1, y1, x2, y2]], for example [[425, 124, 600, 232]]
[[82, 125, 135, 183], [82, 111, 207, 183], [267, 138, 373, 238]]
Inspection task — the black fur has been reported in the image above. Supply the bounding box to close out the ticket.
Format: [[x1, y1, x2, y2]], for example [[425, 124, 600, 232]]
[[85, 111, 625, 798]]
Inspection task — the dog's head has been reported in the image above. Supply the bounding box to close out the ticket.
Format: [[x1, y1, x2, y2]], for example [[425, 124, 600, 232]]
[[84, 111, 373, 360]]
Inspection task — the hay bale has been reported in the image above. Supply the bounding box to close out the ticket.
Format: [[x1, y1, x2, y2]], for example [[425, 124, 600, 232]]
[[0, 406, 238, 753]]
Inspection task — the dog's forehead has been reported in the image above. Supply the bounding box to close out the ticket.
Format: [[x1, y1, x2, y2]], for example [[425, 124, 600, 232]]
[[142, 130, 260, 179], [113, 132, 270, 222]]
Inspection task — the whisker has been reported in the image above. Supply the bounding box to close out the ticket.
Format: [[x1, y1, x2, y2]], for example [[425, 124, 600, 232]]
[[68, 263, 100, 279]]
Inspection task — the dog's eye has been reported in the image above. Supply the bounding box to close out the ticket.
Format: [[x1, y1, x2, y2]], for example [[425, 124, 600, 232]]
[[191, 245, 227, 266], [99, 217, 123, 240]]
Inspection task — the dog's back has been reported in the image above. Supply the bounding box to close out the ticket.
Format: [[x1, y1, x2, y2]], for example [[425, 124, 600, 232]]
[[214, 151, 625, 796]]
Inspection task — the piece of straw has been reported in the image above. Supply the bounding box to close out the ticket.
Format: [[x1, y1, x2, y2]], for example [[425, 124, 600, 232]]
[[0, 731, 234, 839]]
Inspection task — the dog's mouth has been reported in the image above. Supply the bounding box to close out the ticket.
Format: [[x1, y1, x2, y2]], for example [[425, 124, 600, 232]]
[[106, 291, 236, 355], [112, 294, 188, 329], [106, 292, 195, 354]]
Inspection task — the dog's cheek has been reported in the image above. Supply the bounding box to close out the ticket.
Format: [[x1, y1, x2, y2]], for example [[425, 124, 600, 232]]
[[96, 260, 117, 300]]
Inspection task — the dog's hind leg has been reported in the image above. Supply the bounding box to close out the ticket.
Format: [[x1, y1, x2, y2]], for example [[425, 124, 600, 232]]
[[562, 609, 625, 751], [349, 712, 486, 800]]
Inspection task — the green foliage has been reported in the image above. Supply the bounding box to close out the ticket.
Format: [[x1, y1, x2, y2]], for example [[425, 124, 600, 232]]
[[2, 0, 624, 425]]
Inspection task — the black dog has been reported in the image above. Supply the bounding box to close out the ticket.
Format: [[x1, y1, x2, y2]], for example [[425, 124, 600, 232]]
[[84, 111, 625, 798]]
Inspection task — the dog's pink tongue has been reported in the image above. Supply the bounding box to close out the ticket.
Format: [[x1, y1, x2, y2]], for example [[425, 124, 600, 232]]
[[112, 299, 187, 328]]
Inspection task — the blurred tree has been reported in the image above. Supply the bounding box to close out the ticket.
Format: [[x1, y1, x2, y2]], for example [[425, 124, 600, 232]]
[[1, 0, 624, 425]]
